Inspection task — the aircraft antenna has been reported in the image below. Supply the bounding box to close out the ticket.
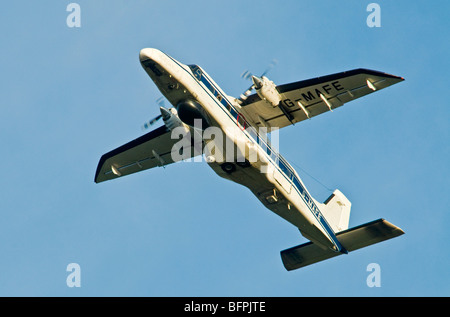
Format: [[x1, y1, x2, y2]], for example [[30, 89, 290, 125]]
[[290, 161, 333, 192]]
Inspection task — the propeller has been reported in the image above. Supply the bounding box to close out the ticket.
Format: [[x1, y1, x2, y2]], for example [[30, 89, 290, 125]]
[[238, 59, 278, 104], [141, 114, 162, 130], [141, 97, 167, 130], [261, 59, 278, 77]]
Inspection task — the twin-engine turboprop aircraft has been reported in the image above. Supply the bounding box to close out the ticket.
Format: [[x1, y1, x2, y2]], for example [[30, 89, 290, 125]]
[[95, 48, 405, 270]]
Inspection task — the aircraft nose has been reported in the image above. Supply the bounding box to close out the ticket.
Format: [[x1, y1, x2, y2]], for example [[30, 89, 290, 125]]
[[139, 48, 154, 62], [139, 48, 165, 62]]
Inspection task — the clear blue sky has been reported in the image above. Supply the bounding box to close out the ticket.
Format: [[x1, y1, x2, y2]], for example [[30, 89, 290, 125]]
[[1, 1, 448, 296]]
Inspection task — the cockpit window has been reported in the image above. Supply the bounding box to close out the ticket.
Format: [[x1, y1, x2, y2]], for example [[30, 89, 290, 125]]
[[142, 60, 163, 76], [188, 64, 202, 81]]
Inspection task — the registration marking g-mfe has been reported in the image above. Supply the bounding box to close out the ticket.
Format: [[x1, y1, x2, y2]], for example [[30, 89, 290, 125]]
[[283, 80, 345, 108]]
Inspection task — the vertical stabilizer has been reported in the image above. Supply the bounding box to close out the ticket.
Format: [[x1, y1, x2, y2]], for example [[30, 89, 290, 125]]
[[319, 189, 351, 232]]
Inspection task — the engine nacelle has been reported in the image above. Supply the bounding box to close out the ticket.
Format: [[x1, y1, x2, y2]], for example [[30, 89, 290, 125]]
[[252, 75, 282, 107], [176, 100, 211, 129], [159, 106, 187, 132]]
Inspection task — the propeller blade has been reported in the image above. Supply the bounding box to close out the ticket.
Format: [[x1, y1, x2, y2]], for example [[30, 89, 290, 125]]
[[156, 96, 166, 107], [141, 114, 162, 130], [260, 59, 278, 77], [238, 84, 255, 102], [141, 97, 169, 130], [241, 70, 253, 80]]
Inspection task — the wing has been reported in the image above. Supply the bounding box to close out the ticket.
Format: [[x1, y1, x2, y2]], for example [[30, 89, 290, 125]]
[[94, 125, 198, 183], [240, 68, 404, 129]]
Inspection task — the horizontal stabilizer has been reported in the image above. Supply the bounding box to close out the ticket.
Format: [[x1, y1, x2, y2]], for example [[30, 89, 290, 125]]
[[280, 219, 404, 271]]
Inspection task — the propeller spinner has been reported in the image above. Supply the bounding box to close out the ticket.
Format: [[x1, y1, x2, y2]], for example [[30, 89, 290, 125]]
[[141, 97, 168, 130], [237, 59, 278, 104]]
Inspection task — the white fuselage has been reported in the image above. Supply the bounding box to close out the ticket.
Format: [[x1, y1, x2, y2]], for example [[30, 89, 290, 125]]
[[139, 48, 344, 253]]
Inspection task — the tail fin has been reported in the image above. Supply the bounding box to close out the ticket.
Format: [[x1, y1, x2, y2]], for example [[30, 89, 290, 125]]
[[319, 189, 351, 232]]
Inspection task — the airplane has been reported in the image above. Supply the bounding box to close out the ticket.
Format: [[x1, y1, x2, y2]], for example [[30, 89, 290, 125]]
[[94, 48, 405, 270]]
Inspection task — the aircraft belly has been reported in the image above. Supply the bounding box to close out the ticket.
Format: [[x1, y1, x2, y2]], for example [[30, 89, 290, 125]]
[[207, 159, 336, 251], [208, 162, 301, 224]]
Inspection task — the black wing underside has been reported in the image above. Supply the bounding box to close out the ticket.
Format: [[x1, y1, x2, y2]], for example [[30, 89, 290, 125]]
[[240, 68, 404, 129], [95, 125, 198, 183]]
